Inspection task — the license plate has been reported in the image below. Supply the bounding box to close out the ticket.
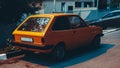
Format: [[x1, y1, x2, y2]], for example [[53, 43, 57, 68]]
[[21, 37, 33, 42]]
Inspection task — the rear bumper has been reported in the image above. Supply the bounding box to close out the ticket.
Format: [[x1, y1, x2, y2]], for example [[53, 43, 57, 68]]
[[10, 41, 54, 54]]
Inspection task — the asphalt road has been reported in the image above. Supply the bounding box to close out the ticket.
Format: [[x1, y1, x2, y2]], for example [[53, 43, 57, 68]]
[[0, 29, 120, 68]]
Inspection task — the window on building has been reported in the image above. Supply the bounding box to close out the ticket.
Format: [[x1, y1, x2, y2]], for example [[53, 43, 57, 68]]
[[68, 6, 73, 13], [75, 2, 81, 8], [94, 0, 97, 7], [84, 2, 93, 8], [61, 2, 66, 12]]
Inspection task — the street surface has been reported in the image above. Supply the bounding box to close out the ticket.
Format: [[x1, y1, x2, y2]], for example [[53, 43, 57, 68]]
[[0, 28, 120, 68]]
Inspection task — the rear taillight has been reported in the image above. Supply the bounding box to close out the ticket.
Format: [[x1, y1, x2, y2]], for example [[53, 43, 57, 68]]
[[12, 35, 15, 40], [41, 38, 45, 43]]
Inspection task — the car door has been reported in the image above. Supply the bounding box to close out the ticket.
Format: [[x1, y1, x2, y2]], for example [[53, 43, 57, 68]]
[[49, 16, 75, 50], [68, 16, 92, 48]]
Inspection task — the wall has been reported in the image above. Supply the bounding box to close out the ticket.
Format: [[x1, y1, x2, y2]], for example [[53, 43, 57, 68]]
[[43, 1, 75, 13]]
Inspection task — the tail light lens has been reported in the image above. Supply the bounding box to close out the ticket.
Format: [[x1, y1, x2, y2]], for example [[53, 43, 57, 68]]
[[41, 38, 45, 43], [12, 35, 15, 40]]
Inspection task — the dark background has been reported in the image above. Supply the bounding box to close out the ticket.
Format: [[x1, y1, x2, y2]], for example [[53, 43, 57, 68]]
[[0, 0, 43, 48], [0, 0, 42, 23]]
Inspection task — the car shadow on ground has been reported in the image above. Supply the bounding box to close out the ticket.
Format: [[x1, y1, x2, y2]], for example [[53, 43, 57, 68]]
[[22, 44, 114, 68]]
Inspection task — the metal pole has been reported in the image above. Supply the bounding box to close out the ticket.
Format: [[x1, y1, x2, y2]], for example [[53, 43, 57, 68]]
[[97, 0, 99, 10], [93, 0, 95, 7], [53, 0, 56, 12]]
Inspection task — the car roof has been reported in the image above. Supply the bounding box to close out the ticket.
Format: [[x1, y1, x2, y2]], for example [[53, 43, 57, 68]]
[[110, 10, 120, 13], [30, 13, 78, 17]]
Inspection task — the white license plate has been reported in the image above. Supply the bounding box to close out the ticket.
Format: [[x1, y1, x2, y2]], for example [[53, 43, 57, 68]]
[[21, 37, 33, 42]]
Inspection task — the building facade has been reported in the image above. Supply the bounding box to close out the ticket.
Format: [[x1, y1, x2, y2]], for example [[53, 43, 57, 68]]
[[110, 0, 120, 9], [42, 0, 99, 19], [43, 0, 98, 13]]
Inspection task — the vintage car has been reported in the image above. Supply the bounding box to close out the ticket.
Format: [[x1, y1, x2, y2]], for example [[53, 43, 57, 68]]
[[10, 13, 103, 60]]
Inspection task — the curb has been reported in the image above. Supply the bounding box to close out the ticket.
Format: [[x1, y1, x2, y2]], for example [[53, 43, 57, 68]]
[[0, 50, 24, 61], [103, 28, 120, 34], [0, 53, 7, 60]]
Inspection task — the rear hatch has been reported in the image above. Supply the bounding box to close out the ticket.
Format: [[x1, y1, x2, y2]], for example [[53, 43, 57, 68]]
[[12, 17, 50, 47], [13, 31, 45, 46]]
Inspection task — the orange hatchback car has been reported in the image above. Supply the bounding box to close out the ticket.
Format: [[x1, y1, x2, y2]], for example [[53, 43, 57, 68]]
[[10, 13, 103, 60]]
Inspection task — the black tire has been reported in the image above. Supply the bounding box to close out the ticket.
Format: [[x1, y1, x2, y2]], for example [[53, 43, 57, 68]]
[[51, 44, 65, 61], [92, 36, 101, 47]]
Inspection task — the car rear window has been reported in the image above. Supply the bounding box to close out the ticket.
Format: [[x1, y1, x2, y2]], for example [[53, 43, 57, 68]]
[[18, 17, 50, 32]]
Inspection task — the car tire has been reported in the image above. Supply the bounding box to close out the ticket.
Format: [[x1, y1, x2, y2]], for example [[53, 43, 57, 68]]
[[92, 36, 100, 47], [51, 44, 65, 61]]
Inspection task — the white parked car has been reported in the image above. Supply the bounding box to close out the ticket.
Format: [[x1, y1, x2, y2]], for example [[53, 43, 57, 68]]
[[90, 10, 120, 29]]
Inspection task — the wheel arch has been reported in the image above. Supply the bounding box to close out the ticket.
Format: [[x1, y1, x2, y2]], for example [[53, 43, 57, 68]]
[[55, 42, 66, 49], [91, 34, 101, 46], [92, 34, 101, 41]]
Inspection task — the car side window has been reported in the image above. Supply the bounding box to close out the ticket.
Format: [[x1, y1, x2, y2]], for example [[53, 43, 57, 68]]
[[52, 16, 70, 30], [68, 16, 85, 28]]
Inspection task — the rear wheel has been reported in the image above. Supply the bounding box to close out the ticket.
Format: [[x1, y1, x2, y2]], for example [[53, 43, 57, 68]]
[[51, 44, 65, 61]]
